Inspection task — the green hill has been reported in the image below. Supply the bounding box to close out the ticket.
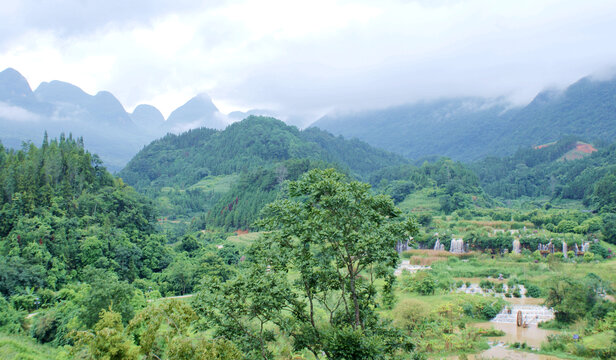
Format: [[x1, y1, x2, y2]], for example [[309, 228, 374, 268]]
[[0, 135, 164, 297], [118, 116, 409, 229], [471, 137, 616, 212]]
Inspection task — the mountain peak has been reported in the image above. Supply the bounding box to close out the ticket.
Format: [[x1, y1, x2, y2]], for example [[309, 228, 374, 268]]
[[131, 104, 165, 128], [165, 93, 225, 132], [34, 80, 90, 104], [0, 68, 33, 100]]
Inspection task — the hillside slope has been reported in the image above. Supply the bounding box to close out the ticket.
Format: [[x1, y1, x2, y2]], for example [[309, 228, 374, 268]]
[[471, 138, 616, 212], [312, 75, 616, 161], [118, 116, 408, 229], [119, 116, 407, 190]]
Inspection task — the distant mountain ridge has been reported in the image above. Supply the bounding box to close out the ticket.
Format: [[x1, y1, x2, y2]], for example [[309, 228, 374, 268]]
[[3, 67, 616, 169], [0, 68, 233, 170], [311, 75, 616, 161], [165, 93, 226, 133]]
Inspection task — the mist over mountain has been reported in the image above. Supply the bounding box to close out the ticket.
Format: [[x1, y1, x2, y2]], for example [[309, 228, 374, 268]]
[[3, 66, 616, 171], [131, 104, 165, 128], [228, 109, 279, 121], [0, 68, 232, 170], [312, 75, 616, 161], [164, 93, 226, 133]]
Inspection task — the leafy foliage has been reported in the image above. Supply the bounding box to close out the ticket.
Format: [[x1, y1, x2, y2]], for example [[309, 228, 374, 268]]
[[472, 139, 616, 214], [313, 76, 616, 161], [196, 169, 418, 359], [0, 136, 162, 297], [70, 308, 140, 360]]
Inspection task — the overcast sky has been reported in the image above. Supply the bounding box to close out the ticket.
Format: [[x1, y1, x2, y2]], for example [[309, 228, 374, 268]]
[[1, 0, 616, 125]]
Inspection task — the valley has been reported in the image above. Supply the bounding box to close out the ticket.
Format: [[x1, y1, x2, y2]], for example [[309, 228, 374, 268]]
[[2, 112, 616, 359]]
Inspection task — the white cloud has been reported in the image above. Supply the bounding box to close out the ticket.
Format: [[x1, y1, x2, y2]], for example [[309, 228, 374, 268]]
[[1, 0, 616, 125], [0, 102, 40, 122]]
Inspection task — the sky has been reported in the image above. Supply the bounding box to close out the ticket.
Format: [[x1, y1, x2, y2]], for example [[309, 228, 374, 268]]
[[1, 0, 616, 126]]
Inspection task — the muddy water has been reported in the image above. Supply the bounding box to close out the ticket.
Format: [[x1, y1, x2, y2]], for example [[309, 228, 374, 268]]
[[432, 346, 565, 360], [472, 322, 557, 348], [469, 345, 564, 359], [433, 345, 566, 360]]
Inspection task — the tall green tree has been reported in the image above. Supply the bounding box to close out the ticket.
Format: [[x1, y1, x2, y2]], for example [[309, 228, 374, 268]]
[[198, 169, 417, 359], [127, 299, 198, 359], [602, 213, 616, 245], [70, 308, 140, 360]]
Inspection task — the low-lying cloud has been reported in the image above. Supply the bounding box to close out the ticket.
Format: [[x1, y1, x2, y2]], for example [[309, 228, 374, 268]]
[[0, 102, 40, 122], [2, 0, 616, 127]]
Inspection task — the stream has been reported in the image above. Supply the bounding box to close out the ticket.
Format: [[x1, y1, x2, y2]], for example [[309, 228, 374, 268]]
[[433, 299, 565, 359]]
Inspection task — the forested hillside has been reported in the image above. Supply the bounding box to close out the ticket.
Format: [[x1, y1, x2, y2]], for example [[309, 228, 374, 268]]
[[370, 157, 493, 214], [472, 137, 616, 212], [312, 75, 616, 161], [120, 116, 406, 189], [0, 135, 165, 297], [119, 116, 409, 229]]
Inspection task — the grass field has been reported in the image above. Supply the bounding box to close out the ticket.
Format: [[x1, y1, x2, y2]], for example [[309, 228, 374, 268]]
[[398, 188, 441, 213], [0, 333, 59, 360], [187, 174, 239, 193], [226, 231, 263, 247]]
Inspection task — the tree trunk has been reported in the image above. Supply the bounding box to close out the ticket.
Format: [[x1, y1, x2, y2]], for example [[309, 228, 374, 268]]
[[348, 267, 362, 330]]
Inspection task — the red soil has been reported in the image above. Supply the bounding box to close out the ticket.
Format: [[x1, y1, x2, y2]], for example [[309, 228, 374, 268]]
[[576, 143, 597, 154], [533, 143, 553, 150]]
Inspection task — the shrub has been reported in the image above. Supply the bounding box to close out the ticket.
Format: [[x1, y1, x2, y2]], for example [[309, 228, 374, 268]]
[[512, 287, 521, 298], [481, 305, 499, 320], [590, 243, 608, 259], [479, 280, 495, 291], [401, 271, 436, 295], [541, 333, 570, 352], [556, 220, 577, 234], [0, 296, 24, 333], [584, 252, 595, 262], [392, 299, 431, 332], [590, 300, 616, 321], [526, 284, 542, 298]]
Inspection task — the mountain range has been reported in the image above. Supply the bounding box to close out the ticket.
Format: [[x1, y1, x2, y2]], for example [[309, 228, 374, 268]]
[[2, 67, 616, 170], [0, 68, 257, 170], [312, 75, 616, 161]]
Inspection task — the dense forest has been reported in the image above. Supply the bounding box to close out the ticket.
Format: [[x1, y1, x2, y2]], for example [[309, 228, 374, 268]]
[[472, 137, 616, 213], [119, 116, 409, 230], [2, 114, 616, 359], [369, 158, 493, 213], [119, 116, 407, 190], [0, 134, 163, 296]]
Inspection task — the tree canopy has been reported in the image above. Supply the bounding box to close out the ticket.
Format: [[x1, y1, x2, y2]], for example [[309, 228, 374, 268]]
[[196, 168, 418, 359]]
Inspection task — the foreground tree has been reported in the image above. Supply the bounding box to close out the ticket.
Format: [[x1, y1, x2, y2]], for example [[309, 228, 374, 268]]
[[545, 278, 597, 323], [127, 299, 197, 359], [70, 308, 139, 360], [196, 169, 418, 359]]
